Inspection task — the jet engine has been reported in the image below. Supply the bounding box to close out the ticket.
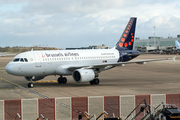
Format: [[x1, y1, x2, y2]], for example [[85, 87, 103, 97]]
[[25, 76, 45, 81], [72, 69, 95, 83]]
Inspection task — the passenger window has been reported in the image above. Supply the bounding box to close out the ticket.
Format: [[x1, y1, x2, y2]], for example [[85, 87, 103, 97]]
[[20, 58, 24, 62], [24, 58, 28, 62], [13, 58, 20, 62]]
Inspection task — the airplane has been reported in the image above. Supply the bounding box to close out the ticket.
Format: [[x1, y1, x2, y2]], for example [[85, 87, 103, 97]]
[[175, 40, 180, 52], [5, 17, 175, 88]]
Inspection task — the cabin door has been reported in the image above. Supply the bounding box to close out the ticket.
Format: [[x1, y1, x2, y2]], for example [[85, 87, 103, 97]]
[[33, 54, 41, 68]]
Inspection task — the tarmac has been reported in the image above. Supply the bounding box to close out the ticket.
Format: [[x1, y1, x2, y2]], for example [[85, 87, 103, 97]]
[[0, 54, 180, 100]]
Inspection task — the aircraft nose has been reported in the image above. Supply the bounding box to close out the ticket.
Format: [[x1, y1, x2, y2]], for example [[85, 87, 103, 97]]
[[5, 63, 15, 75]]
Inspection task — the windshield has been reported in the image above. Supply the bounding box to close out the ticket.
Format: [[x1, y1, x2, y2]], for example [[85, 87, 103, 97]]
[[12, 58, 28, 62], [13, 58, 20, 62], [20, 58, 24, 62]]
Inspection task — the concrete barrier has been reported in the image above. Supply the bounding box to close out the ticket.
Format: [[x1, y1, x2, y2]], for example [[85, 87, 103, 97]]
[[1, 94, 180, 120]]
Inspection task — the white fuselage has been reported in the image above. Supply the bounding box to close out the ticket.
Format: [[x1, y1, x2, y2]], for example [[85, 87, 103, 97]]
[[5, 49, 120, 77]]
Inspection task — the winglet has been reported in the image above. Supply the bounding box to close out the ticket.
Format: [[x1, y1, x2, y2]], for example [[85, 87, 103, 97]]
[[173, 56, 176, 62]]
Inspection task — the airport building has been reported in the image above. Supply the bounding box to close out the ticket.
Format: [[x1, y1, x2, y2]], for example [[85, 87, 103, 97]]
[[66, 35, 180, 54], [134, 35, 180, 53]]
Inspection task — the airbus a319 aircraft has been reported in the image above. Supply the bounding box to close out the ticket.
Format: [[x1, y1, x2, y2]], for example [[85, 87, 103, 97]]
[[5, 17, 174, 88]]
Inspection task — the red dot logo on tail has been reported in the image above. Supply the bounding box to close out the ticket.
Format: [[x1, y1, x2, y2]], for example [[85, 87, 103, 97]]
[[119, 42, 123, 47], [121, 38, 125, 42], [124, 43, 128, 47], [123, 34, 127, 37]]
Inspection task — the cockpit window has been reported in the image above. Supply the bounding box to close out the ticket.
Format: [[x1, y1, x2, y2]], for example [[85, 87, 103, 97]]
[[12, 58, 28, 62], [20, 58, 24, 62], [13, 58, 20, 62], [24, 58, 28, 62]]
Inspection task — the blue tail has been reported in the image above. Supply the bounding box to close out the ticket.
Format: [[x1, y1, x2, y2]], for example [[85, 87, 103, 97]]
[[175, 40, 180, 50], [116, 17, 137, 50]]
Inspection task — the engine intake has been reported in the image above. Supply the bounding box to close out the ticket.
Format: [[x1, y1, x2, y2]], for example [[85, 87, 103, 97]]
[[72, 69, 95, 83]]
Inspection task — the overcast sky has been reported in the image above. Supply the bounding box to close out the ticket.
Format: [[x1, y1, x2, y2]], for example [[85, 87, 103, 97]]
[[0, 0, 180, 49]]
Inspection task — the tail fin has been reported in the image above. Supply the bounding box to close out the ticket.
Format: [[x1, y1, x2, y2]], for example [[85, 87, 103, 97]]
[[175, 40, 180, 50], [116, 17, 137, 50]]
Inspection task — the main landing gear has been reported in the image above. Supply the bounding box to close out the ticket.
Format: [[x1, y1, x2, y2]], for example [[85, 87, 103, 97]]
[[57, 75, 67, 84], [90, 78, 100, 85]]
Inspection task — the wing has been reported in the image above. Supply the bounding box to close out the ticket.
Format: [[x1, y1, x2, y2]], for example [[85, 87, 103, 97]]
[[67, 56, 176, 72]]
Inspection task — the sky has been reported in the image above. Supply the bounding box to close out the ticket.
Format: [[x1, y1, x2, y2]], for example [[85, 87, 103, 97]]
[[0, 0, 180, 49]]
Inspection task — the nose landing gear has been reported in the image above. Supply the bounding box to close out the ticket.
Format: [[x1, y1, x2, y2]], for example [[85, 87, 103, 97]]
[[27, 77, 34, 88], [28, 83, 34, 88]]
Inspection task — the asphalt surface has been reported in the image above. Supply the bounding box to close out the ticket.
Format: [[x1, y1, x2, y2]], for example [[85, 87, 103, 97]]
[[0, 54, 179, 100]]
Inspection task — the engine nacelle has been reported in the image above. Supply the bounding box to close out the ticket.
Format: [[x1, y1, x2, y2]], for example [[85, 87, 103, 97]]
[[25, 76, 45, 81], [72, 69, 95, 83]]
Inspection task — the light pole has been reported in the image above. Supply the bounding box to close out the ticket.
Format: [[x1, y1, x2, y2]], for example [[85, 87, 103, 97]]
[[153, 26, 156, 47]]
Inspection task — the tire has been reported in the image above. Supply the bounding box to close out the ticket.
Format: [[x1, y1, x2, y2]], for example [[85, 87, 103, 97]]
[[58, 77, 62, 84], [90, 80, 95, 85], [28, 83, 34, 88], [62, 77, 67, 84], [94, 78, 99, 85]]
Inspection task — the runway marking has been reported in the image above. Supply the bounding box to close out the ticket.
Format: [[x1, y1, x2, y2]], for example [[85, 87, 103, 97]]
[[0, 77, 21, 87], [0, 77, 49, 98], [0, 76, 82, 115], [33, 80, 57, 83]]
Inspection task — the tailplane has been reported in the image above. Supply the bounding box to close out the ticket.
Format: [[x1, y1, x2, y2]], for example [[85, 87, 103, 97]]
[[175, 40, 180, 50], [116, 17, 137, 50]]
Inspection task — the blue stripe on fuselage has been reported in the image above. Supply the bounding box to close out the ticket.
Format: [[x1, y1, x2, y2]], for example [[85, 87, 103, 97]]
[[118, 50, 140, 62]]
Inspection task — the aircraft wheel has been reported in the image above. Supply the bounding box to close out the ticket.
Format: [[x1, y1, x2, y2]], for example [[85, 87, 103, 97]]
[[94, 78, 99, 85], [28, 83, 34, 88], [90, 80, 95, 85], [58, 77, 62, 84], [58, 77, 67, 84], [62, 77, 67, 84]]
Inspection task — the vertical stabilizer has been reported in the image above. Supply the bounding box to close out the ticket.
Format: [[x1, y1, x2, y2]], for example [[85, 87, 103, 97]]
[[116, 17, 137, 50], [175, 40, 180, 50]]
